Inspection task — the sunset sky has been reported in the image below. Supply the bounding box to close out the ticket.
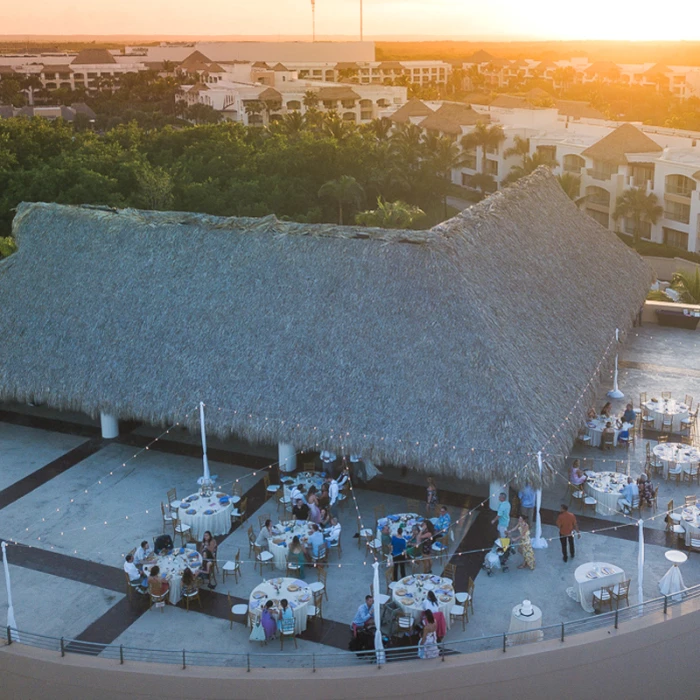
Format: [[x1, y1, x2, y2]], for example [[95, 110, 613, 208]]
[[3, 0, 700, 41]]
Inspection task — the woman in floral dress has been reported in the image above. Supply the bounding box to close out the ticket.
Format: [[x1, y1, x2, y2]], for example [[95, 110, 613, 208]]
[[508, 516, 536, 570]]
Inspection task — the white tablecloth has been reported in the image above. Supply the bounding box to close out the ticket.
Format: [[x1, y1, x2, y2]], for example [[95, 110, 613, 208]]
[[644, 399, 689, 432], [177, 492, 234, 540], [584, 472, 626, 516], [507, 604, 543, 645], [392, 573, 455, 629], [659, 565, 686, 601], [376, 513, 423, 539], [142, 550, 202, 605], [248, 577, 311, 634], [585, 419, 631, 447], [567, 561, 625, 613], [268, 520, 311, 570], [282, 472, 324, 500], [679, 505, 700, 546], [653, 443, 700, 479]]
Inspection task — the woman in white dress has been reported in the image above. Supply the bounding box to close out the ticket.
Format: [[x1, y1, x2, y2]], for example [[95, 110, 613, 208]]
[[418, 609, 439, 659]]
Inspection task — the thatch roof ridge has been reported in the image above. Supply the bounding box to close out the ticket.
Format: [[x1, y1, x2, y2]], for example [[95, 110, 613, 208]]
[[581, 123, 663, 164], [3, 171, 652, 484]]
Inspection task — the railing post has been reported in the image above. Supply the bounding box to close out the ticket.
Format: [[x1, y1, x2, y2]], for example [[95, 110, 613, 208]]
[[502, 633, 507, 652], [614, 609, 619, 629], [440, 643, 446, 662], [6, 626, 11, 645], [182, 649, 186, 670], [663, 595, 668, 615], [60, 637, 65, 657], [560, 622, 565, 642], [312, 653, 316, 673], [246, 653, 251, 672], [119, 645, 124, 665]]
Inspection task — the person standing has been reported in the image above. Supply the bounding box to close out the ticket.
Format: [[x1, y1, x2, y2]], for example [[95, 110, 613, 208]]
[[391, 526, 408, 580], [517, 485, 536, 525], [491, 493, 511, 539], [426, 477, 438, 516], [556, 504, 578, 563]]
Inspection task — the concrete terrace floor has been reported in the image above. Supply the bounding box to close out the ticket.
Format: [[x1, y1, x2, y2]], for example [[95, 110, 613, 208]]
[[0, 323, 699, 664]]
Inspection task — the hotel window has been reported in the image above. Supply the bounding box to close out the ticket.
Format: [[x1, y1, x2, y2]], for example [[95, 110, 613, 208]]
[[461, 149, 477, 170], [664, 200, 690, 224], [665, 174, 695, 197], [484, 159, 498, 176], [663, 226, 689, 250], [624, 218, 651, 240], [563, 154, 584, 173], [590, 160, 616, 180]]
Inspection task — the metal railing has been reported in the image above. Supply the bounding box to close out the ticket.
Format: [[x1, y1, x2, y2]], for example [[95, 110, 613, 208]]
[[4, 583, 700, 670]]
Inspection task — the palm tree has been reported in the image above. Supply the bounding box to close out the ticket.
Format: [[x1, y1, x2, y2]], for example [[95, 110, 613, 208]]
[[425, 136, 463, 217], [460, 122, 505, 176], [355, 198, 425, 229], [318, 175, 365, 225], [244, 100, 264, 126], [612, 187, 663, 244], [19, 74, 42, 106], [363, 117, 393, 142], [503, 135, 530, 165], [274, 111, 307, 137], [556, 173, 586, 206], [302, 90, 319, 110], [503, 150, 559, 185], [670, 269, 700, 304], [321, 111, 352, 140]]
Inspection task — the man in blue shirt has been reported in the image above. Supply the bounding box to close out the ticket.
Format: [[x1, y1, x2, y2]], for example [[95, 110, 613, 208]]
[[491, 493, 511, 539], [352, 595, 374, 631], [434, 506, 451, 538], [391, 527, 408, 580], [518, 485, 536, 525], [305, 524, 325, 560]]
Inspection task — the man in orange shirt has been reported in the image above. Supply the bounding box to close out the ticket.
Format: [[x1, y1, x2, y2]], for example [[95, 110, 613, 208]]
[[556, 504, 578, 562]]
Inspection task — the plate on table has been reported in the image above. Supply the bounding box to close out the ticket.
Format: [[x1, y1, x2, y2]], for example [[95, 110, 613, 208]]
[[600, 567, 614, 575], [187, 495, 199, 502], [395, 588, 408, 596], [401, 597, 414, 605], [186, 508, 197, 515], [203, 509, 214, 515], [439, 594, 452, 603], [586, 571, 599, 579], [179, 502, 189, 508], [423, 583, 435, 591], [252, 591, 266, 600], [287, 584, 300, 592], [299, 593, 310, 603], [403, 577, 415, 586], [430, 576, 441, 584]]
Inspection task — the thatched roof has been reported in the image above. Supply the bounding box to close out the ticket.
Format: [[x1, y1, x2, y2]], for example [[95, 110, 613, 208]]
[[584, 61, 620, 77], [556, 99, 605, 120], [582, 123, 663, 165], [419, 103, 487, 135], [465, 50, 494, 63], [179, 51, 213, 70], [389, 98, 434, 123], [644, 63, 672, 77], [335, 62, 359, 70], [316, 86, 360, 100], [71, 49, 116, 65], [2, 170, 651, 484]]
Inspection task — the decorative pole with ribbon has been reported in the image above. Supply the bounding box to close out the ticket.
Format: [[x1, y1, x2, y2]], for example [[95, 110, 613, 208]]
[[371, 561, 385, 665], [637, 518, 645, 615], [531, 451, 548, 549], [1, 541, 20, 642], [607, 328, 624, 399]]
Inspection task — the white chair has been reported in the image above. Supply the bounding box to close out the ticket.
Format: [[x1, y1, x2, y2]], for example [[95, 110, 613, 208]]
[[309, 567, 327, 601], [253, 545, 274, 575], [455, 591, 471, 605], [582, 495, 597, 514], [173, 521, 192, 547], [222, 557, 241, 584], [449, 604, 468, 630]]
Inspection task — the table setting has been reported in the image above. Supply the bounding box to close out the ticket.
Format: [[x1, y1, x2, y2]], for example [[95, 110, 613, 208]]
[[585, 418, 632, 448], [268, 520, 310, 570], [142, 548, 202, 604], [248, 577, 312, 634], [391, 573, 455, 628], [644, 398, 689, 432], [177, 492, 236, 540], [678, 504, 700, 546], [282, 472, 324, 500], [584, 472, 626, 515], [376, 513, 424, 539], [566, 561, 625, 613], [652, 443, 700, 480]]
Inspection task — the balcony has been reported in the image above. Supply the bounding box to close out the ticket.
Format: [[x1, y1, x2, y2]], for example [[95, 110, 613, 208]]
[[587, 168, 614, 182]]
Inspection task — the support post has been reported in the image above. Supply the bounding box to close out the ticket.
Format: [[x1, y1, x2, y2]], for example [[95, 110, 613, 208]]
[[100, 412, 119, 439], [278, 442, 296, 473], [489, 481, 503, 512]]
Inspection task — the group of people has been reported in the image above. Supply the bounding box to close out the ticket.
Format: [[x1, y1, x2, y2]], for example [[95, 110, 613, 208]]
[[123, 530, 221, 600], [259, 598, 296, 641], [289, 474, 346, 526]]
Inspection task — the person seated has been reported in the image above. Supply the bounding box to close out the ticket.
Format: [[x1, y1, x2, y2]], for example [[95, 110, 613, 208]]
[[292, 498, 310, 521], [181, 566, 197, 593], [288, 535, 305, 578], [433, 506, 451, 538], [617, 477, 639, 515], [200, 530, 217, 557], [637, 473, 654, 507], [600, 401, 612, 417], [255, 520, 274, 548], [586, 407, 597, 420], [304, 523, 325, 561], [570, 459, 587, 485], [147, 565, 169, 597], [318, 507, 331, 529], [421, 590, 440, 614], [318, 485, 330, 511], [277, 598, 295, 634], [600, 422, 615, 449], [351, 595, 374, 635], [123, 554, 147, 587], [261, 600, 278, 641], [289, 484, 306, 504], [134, 540, 150, 565], [197, 549, 216, 588], [324, 516, 341, 546], [621, 403, 637, 424], [153, 533, 173, 554]]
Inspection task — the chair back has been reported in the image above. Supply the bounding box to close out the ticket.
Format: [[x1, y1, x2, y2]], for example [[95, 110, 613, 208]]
[[314, 545, 327, 561], [247, 526, 255, 544], [166, 487, 177, 505], [616, 579, 630, 597], [317, 566, 327, 585], [662, 391, 672, 399], [685, 495, 697, 507], [280, 616, 295, 635], [615, 461, 627, 474], [639, 392, 647, 407], [685, 394, 693, 409], [645, 442, 651, 457], [263, 474, 270, 489], [657, 435, 668, 443], [238, 497, 247, 517], [467, 576, 475, 599], [443, 563, 457, 581]]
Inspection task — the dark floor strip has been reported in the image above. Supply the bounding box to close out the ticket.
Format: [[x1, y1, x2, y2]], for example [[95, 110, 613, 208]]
[[0, 437, 107, 512], [0, 409, 102, 438], [620, 360, 700, 379]]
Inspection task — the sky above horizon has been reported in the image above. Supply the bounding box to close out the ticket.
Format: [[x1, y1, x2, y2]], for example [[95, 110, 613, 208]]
[[4, 0, 700, 41]]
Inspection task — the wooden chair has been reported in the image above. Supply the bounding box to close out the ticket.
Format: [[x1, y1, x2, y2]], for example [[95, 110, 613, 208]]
[[688, 535, 700, 553], [591, 584, 614, 613], [253, 544, 274, 575], [357, 519, 374, 550], [641, 407, 655, 429], [569, 483, 585, 511], [685, 395, 694, 410], [309, 566, 328, 601], [449, 601, 468, 630], [576, 427, 592, 447], [615, 461, 628, 475], [681, 407, 698, 434], [391, 610, 414, 641], [657, 435, 669, 444], [327, 531, 342, 560], [661, 414, 674, 433], [582, 492, 597, 514], [466, 576, 475, 615], [384, 565, 397, 595], [231, 497, 247, 526], [171, 515, 193, 547], [365, 537, 382, 561], [227, 593, 248, 630], [611, 579, 631, 609], [683, 463, 699, 484], [258, 513, 271, 530], [222, 549, 241, 584], [166, 488, 178, 513], [286, 554, 302, 577], [662, 391, 672, 400], [279, 614, 298, 649], [684, 495, 697, 507], [148, 584, 169, 612], [666, 500, 685, 540], [311, 544, 328, 566], [373, 505, 386, 522], [182, 583, 201, 611], [231, 483, 243, 498], [639, 392, 647, 408], [650, 486, 659, 513], [277, 492, 293, 517], [263, 473, 281, 501], [306, 590, 324, 626], [160, 502, 174, 533], [629, 495, 642, 518], [124, 572, 147, 602], [667, 461, 682, 485], [443, 563, 457, 582], [618, 423, 636, 450], [602, 431, 615, 450]]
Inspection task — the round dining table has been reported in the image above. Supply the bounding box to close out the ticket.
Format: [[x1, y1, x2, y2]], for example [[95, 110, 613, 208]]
[[392, 573, 455, 628], [652, 443, 700, 480], [248, 577, 312, 634], [566, 561, 626, 613], [177, 492, 236, 541], [282, 472, 324, 500], [268, 520, 311, 570], [506, 603, 543, 645], [142, 549, 202, 605], [376, 513, 424, 539], [659, 550, 687, 601], [585, 418, 631, 447], [644, 398, 689, 432], [584, 472, 627, 516], [678, 504, 700, 547]]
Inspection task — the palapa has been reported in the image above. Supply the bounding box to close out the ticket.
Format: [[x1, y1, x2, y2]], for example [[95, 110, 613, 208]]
[[1, 169, 652, 484]]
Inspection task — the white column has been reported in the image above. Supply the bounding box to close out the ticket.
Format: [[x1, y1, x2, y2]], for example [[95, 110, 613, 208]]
[[489, 480, 503, 511], [100, 412, 119, 439], [278, 442, 296, 473]]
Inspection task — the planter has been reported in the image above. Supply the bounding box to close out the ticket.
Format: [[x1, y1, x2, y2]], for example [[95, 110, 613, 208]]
[[655, 309, 700, 330]]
